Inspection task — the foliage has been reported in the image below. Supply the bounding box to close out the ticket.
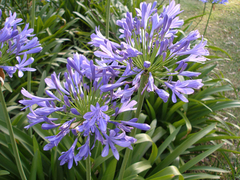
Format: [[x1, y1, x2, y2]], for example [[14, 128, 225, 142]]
[[0, 0, 239, 180]]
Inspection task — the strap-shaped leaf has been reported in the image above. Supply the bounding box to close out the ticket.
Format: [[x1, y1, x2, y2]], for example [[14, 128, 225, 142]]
[[189, 166, 229, 173], [0, 170, 10, 176], [155, 126, 181, 161], [124, 160, 151, 178], [183, 173, 221, 179], [146, 166, 183, 180], [150, 123, 216, 175], [179, 143, 223, 173], [101, 159, 117, 180]]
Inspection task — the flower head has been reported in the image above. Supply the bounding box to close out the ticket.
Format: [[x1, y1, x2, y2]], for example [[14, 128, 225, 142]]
[[20, 53, 150, 168], [0, 11, 42, 79], [199, 0, 229, 4], [89, 0, 207, 103]]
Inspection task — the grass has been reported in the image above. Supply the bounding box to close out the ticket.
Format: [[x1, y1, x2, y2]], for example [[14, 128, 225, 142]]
[[177, 1, 240, 179], [179, 0, 240, 93], [178, 0, 240, 130]]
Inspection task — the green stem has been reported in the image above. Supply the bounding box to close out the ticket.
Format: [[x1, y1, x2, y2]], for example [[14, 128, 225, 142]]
[[132, 0, 136, 17], [160, 0, 166, 6], [192, 2, 206, 30], [28, 0, 36, 137], [27, 0, 35, 92], [0, 86, 27, 180], [118, 74, 148, 180], [86, 136, 91, 180], [86, 150, 91, 180], [105, 0, 111, 39], [204, 3, 213, 36], [13, 0, 26, 21]]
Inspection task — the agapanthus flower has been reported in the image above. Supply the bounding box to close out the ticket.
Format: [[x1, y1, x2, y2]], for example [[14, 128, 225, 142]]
[[20, 53, 150, 168], [0, 10, 42, 79], [89, 0, 208, 103], [199, 0, 229, 4]]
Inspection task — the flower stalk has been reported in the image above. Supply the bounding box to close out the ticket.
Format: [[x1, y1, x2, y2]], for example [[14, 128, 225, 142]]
[[27, 0, 36, 93], [0, 86, 27, 180], [106, 0, 111, 39], [193, 2, 207, 30], [86, 139, 91, 180], [204, 3, 214, 36], [118, 74, 148, 180], [27, 0, 36, 137]]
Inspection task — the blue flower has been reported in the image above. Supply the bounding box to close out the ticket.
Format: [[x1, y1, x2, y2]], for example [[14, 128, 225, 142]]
[[43, 118, 75, 151], [20, 53, 151, 168], [75, 136, 91, 161], [121, 118, 151, 131], [165, 80, 203, 103], [200, 0, 228, 4], [0, 66, 16, 78], [102, 130, 132, 160], [58, 138, 78, 169], [90, 0, 208, 103], [0, 11, 42, 79], [15, 53, 36, 77], [83, 102, 110, 133]]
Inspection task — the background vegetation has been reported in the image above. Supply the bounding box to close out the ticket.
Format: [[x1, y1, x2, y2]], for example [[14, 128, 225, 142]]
[[0, 0, 240, 179]]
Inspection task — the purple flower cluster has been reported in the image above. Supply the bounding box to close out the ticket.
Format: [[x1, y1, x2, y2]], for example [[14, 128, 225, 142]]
[[0, 10, 42, 78], [20, 53, 150, 169], [199, 0, 229, 4], [20, 0, 209, 169], [89, 0, 208, 103]]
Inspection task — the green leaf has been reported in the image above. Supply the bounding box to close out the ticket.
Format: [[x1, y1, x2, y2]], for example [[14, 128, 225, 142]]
[[207, 45, 232, 59], [153, 97, 162, 112], [179, 143, 223, 173], [146, 99, 156, 120], [146, 166, 184, 180], [148, 143, 158, 164], [197, 64, 217, 79], [135, 133, 153, 144], [36, 16, 44, 34], [73, 11, 95, 29], [183, 173, 221, 179], [0, 170, 10, 176], [123, 175, 138, 180], [220, 152, 235, 179], [166, 101, 186, 121], [148, 175, 175, 180], [0, 155, 19, 176], [147, 119, 157, 137], [37, 70, 46, 97], [176, 110, 192, 137], [39, 18, 79, 43], [0, 121, 32, 146], [101, 158, 117, 180], [32, 136, 44, 180], [155, 126, 181, 161], [150, 123, 216, 175], [132, 127, 166, 164], [43, 15, 57, 29], [124, 160, 151, 178], [29, 148, 39, 180], [196, 135, 240, 143], [188, 98, 212, 112], [184, 13, 206, 24], [189, 166, 229, 173], [3, 83, 12, 92]]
